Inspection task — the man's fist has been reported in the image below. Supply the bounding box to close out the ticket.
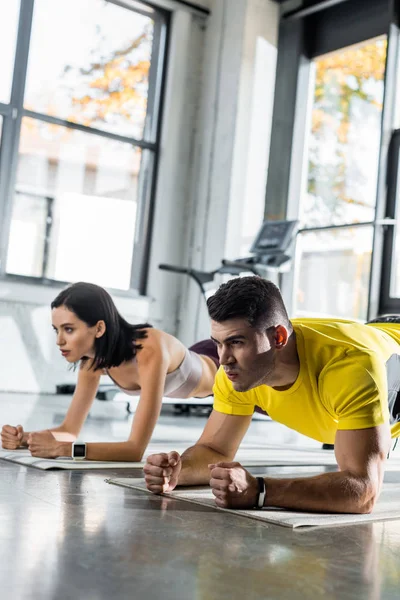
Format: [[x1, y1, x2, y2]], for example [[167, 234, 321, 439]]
[[143, 451, 182, 494], [209, 461, 259, 509]]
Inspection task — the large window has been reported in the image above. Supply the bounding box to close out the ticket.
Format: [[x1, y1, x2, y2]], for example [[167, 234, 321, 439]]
[[0, 0, 167, 292], [294, 38, 387, 320]]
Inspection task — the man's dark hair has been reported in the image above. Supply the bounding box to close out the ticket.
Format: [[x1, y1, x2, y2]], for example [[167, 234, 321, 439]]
[[51, 282, 152, 370], [206, 276, 292, 332]]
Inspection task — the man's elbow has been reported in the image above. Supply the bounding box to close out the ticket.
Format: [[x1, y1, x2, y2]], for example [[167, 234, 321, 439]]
[[350, 479, 380, 514], [354, 497, 376, 514], [196, 442, 235, 462]]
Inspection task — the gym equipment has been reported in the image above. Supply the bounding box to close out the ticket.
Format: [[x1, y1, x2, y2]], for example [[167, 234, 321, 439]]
[[159, 219, 299, 302], [56, 383, 133, 413]]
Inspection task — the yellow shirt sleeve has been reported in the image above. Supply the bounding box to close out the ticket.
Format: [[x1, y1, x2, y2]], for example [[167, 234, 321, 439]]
[[212, 367, 255, 416], [320, 351, 389, 430]]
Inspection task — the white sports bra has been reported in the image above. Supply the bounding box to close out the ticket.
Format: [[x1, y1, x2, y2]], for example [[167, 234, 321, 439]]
[[105, 348, 203, 399]]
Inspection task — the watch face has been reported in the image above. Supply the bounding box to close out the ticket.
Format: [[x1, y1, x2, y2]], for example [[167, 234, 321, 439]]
[[73, 443, 86, 458]]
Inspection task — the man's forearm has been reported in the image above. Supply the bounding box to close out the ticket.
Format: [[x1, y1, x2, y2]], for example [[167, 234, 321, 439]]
[[178, 444, 232, 486], [264, 470, 378, 514]]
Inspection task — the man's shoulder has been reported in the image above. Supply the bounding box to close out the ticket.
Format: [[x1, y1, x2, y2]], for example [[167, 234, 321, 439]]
[[292, 317, 361, 332], [292, 318, 392, 349]]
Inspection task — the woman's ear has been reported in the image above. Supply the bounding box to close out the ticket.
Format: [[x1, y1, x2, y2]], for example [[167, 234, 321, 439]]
[[95, 320, 106, 338]]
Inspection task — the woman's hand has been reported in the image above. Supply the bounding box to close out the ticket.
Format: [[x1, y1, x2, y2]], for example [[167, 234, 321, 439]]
[[1, 425, 26, 449], [27, 431, 66, 458]]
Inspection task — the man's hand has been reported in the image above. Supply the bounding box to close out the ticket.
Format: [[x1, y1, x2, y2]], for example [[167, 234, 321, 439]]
[[209, 462, 259, 509], [1, 425, 26, 449], [143, 452, 182, 494], [27, 431, 63, 458]]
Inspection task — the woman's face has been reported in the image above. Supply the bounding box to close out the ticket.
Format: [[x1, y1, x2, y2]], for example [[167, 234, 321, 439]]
[[52, 305, 103, 363]]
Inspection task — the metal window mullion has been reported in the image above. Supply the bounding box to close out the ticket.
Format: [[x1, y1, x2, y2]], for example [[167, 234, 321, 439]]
[[22, 109, 158, 151], [283, 0, 351, 21], [142, 13, 168, 143], [130, 150, 155, 292], [0, 104, 13, 116], [138, 0, 209, 17], [0, 0, 34, 276], [42, 196, 54, 278], [159, 0, 209, 15], [108, 0, 159, 19], [130, 11, 170, 293], [299, 220, 395, 234], [0, 116, 21, 275]]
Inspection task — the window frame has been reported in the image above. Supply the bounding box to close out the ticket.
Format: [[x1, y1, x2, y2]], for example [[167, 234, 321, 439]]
[[266, 0, 400, 318], [0, 0, 170, 296]]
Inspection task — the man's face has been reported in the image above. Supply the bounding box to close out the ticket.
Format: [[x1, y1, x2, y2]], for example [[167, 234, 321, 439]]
[[211, 318, 275, 392]]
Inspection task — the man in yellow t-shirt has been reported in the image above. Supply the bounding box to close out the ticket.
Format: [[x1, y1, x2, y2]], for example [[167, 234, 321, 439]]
[[144, 277, 400, 515]]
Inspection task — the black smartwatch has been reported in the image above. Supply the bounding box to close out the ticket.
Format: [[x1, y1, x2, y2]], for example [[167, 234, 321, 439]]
[[255, 477, 266, 509], [72, 441, 87, 460]]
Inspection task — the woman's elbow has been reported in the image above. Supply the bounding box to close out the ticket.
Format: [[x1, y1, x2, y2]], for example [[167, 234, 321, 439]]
[[125, 441, 145, 462]]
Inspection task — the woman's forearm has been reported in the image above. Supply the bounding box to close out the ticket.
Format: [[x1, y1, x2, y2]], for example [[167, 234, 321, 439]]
[[57, 440, 144, 462], [50, 424, 80, 437], [86, 441, 144, 461]]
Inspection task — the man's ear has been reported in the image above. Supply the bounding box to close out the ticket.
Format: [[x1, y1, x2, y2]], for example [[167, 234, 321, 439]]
[[274, 325, 289, 349], [95, 320, 106, 338]]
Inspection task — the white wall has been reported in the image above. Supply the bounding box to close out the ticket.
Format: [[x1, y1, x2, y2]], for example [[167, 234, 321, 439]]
[[226, 0, 278, 259], [177, 0, 279, 344], [0, 0, 279, 393], [145, 10, 206, 334]]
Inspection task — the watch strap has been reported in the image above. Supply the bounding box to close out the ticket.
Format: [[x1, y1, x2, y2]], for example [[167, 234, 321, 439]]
[[255, 477, 266, 509]]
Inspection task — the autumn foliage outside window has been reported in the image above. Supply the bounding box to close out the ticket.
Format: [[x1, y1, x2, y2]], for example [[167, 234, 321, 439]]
[[304, 37, 387, 227]]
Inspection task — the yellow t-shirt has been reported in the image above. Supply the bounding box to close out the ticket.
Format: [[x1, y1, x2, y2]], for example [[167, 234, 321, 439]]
[[213, 319, 400, 444]]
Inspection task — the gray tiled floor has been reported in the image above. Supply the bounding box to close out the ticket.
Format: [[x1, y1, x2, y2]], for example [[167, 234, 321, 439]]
[[1, 392, 400, 600]]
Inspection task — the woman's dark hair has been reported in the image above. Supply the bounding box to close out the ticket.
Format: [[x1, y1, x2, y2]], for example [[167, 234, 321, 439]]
[[206, 276, 292, 332], [51, 282, 152, 370]]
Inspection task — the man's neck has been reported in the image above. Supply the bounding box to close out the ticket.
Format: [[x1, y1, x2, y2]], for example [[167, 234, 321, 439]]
[[269, 333, 300, 391]]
